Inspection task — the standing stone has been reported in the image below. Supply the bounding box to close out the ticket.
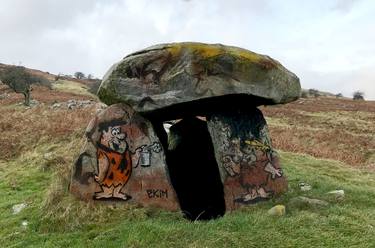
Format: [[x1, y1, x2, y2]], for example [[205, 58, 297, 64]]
[[70, 103, 179, 210], [207, 107, 287, 210]]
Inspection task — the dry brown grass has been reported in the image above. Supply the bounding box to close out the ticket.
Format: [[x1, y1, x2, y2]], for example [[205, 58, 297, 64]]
[[261, 97, 375, 169], [0, 84, 94, 104], [1, 84, 374, 170], [0, 85, 96, 160]]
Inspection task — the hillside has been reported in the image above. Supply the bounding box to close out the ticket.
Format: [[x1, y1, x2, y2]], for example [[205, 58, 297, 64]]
[[0, 77, 374, 247], [0, 63, 100, 99], [261, 97, 375, 169]]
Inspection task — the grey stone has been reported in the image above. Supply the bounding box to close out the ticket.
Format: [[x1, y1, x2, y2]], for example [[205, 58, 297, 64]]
[[299, 182, 312, 191], [0, 93, 10, 99], [98, 42, 301, 115], [327, 190, 345, 200], [12, 203, 27, 214], [51, 103, 62, 109], [290, 196, 329, 207]]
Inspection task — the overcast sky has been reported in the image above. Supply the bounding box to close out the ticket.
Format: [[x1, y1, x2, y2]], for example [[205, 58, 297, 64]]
[[1, 0, 374, 99]]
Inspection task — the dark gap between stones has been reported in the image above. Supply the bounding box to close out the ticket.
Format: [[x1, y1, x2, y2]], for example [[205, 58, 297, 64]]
[[152, 117, 226, 220]]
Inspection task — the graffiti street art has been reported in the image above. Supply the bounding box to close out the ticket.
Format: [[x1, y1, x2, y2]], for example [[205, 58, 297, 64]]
[[94, 120, 162, 200], [146, 189, 168, 198], [207, 109, 287, 207]]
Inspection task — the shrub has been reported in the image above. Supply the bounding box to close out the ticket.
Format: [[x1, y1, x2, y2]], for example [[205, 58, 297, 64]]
[[353, 91, 365, 100], [335, 93, 343, 98], [308, 88, 320, 98]]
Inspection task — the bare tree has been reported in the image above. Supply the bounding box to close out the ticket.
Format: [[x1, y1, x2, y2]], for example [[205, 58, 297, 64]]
[[0, 66, 46, 106], [353, 91, 365, 100]]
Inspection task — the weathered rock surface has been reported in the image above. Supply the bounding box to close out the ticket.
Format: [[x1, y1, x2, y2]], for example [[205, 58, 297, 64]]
[[268, 205, 286, 216], [70, 103, 179, 210], [50, 99, 97, 110], [207, 107, 287, 210], [327, 190, 345, 200], [290, 196, 329, 208], [299, 182, 312, 191], [12, 203, 27, 214], [98, 42, 301, 114]]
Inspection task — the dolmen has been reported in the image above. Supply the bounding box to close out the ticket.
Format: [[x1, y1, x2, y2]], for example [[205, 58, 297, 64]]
[[70, 42, 301, 220]]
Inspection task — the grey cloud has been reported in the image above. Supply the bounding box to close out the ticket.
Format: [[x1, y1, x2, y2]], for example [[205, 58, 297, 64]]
[[0, 0, 374, 99]]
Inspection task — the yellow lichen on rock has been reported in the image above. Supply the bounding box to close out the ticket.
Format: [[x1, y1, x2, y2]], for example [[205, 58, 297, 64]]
[[166, 42, 264, 63]]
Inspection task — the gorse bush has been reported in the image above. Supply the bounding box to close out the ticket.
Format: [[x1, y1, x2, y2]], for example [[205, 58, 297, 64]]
[[353, 91, 365, 100]]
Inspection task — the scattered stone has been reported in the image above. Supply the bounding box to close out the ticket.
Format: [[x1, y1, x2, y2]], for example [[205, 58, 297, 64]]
[[0, 93, 10, 99], [67, 99, 94, 109], [21, 220, 28, 229], [12, 203, 27, 214], [50, 99, 95, 110], [299, 182, 312, 191], [43, 152, 54, 161], [268, 205, 286, 216], [51, 102, 62, 109], [327, 190, 345, 200], [30, 99, 39, 106], [290, 196, 329, 208]]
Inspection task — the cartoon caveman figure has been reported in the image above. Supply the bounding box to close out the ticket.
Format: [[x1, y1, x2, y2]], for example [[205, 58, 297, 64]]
[[222, 137, 283, 204], [94, 121, 161, 200]]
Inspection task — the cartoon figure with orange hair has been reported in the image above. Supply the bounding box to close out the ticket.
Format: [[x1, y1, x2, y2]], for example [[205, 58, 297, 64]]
[[94, 120, 161, 200]]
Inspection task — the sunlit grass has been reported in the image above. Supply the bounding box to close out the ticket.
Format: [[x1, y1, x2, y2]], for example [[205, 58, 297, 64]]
[[52, 80, 95, 97]]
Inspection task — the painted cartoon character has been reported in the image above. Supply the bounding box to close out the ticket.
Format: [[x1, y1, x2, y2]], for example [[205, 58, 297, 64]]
[[94, 121, 161, 200], [221, 136, 283, 204]]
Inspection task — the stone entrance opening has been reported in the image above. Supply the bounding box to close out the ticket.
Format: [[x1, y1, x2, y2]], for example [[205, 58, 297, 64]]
[[164, 117, 225, 220]]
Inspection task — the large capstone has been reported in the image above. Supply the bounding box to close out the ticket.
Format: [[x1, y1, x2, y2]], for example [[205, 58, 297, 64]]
[[98, 42, 300, 117]]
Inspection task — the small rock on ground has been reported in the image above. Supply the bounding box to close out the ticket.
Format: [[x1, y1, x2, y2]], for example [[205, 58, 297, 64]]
[[12, 203, 27, 214], [290, 196, 329, 207], [327, 190, 345, 200], [299, 182, 312, 191], [268, 205, 286, 216]]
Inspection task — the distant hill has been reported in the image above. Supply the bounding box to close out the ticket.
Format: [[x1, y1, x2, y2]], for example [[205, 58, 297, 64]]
[[0, 63, 101, 97], [0, 63, 100, 87], [301, 88, 346, 98]]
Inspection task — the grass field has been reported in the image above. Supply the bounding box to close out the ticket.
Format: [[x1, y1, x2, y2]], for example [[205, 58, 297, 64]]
[[1, 145, 375, 247], [1, 81, 374, 247]]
